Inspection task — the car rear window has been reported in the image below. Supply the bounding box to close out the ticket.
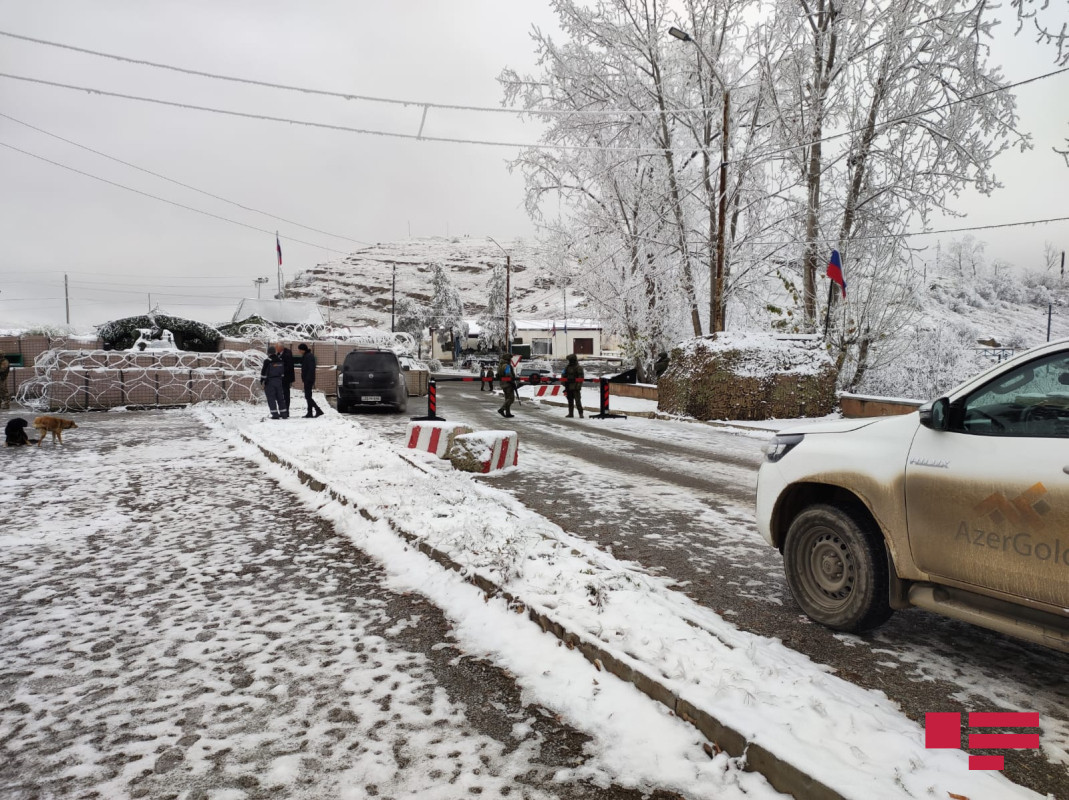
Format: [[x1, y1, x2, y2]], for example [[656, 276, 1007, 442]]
[[345, 352, 398, 372]]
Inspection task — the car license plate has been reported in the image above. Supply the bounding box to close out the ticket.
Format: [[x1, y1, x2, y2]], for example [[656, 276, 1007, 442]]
[[361, 395, 381, 402]]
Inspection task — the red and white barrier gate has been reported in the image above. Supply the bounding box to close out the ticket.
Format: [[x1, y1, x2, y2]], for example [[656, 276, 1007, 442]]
[[532, 384, 563, 397]]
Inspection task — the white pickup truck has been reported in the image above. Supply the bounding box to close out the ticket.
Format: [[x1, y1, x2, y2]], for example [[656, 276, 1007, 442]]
[[756, 338, 1069, 652]]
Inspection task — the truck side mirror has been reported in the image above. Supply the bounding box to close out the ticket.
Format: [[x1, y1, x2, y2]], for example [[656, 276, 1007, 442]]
[[918, 397, 950, 431]]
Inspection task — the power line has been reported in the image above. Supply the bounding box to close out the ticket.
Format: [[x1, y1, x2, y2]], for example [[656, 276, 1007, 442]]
[[0, 140, 353, 256], [0, 112, 372, 247], [0, 268, 275, 280], [0, 28, 724, 118], [2, 64, 1065, 161], [0, 72, 645, 152]]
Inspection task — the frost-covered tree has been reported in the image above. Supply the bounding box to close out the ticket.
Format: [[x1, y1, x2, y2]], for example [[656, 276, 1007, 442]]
[[502, 0, 1033, 386], [393, 296, 426, 342], [477, 265, 512, 351], [756, 0, 1026, 330], [427, 263, 466, 358]]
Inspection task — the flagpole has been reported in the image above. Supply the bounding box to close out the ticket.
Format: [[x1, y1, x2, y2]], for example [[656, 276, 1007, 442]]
[[823, 281, 835, 339], [276, 231, 282, 299]]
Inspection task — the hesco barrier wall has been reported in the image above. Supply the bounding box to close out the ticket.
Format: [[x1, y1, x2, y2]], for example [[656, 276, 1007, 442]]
[[14, 350, 265, 412], [2, 334, 431, 407]]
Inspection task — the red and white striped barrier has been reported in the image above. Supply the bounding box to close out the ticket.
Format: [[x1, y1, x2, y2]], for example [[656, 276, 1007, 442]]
[[532, 384, 563, 397], [405, 421, 472, 458], [448, 431, 519, 473]]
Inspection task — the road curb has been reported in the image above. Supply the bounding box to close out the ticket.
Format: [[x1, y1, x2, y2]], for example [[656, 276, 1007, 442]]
[[239, 431, 846, 800]]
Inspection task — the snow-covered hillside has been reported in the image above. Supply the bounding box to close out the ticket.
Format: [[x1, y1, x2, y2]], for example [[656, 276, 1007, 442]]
[[282, 236, 1069, 400], [852, 268, 1069, 400], [284, 236, 592, 330]]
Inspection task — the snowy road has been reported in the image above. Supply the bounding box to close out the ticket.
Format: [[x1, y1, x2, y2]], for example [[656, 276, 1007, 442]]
[[0, 409, 749, 800], [356, 382, 1069, 798]]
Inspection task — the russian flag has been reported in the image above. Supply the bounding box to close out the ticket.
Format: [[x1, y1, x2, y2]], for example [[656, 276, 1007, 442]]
[[276, 234, 283, 267], [827, 249, 846, 298]]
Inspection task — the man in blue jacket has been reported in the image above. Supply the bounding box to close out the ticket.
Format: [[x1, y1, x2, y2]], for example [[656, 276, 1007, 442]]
[[260, 346, 288, 419]]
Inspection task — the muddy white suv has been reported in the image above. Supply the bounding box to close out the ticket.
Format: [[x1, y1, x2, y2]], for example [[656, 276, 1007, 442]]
[[756, 338, 1069, 652]]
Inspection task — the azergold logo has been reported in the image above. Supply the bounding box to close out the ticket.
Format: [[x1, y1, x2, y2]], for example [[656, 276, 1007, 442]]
[[973, 483, 1050, 531]]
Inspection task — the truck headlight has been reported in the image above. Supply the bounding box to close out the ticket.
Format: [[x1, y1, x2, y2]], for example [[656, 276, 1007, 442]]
[[763, 433, 804, 462]]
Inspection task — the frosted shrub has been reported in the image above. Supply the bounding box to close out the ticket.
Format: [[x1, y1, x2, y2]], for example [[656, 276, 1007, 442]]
[[857, 321, 988, 400]]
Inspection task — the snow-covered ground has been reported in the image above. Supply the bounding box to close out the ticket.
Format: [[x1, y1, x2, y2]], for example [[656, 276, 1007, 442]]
[[200, 400, 1045, 799], [0, 399, 1056, 799]]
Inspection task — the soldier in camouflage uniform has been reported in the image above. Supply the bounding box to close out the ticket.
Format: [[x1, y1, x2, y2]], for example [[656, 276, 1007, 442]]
[[496, 356, 516, 418], [563, 353, 584, 418], [0, 355, 11, 409]]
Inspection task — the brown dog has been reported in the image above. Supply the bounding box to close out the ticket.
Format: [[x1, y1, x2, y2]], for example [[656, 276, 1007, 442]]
[[33, 415, 77, 446]]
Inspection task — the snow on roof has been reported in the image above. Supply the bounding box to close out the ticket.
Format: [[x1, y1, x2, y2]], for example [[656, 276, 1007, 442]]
[[514, 319, 601, 331], [462, 319, 601, 335], [232, 298, 325, 325]]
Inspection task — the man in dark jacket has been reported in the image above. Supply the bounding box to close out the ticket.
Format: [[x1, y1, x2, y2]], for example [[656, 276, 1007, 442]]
[[0, 355, 11, 409], [276, 342, 295, 416], [296, 343, 324, 418], [563, 353, 585, 418], [260, 346, 288, 419]]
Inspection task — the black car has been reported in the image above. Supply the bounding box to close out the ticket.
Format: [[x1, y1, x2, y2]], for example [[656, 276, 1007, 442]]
[[336, 349, 408, 413]]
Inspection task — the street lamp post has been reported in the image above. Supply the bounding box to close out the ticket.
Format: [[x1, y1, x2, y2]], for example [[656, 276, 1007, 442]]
[[669, 26, 729, 333], [253, 276, 268, 299], [487, 237, 512, 356]]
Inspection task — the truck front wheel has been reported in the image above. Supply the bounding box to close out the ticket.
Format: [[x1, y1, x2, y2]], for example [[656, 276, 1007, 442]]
[[783, 504, 893, 632]]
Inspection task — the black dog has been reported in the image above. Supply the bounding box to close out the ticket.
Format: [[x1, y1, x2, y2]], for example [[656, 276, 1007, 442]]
[[5, 417, 34, 447]]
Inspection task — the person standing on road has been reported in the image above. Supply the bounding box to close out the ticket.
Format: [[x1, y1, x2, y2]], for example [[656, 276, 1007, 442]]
[[480, 364, 493, 392], [296, 343, 324, 418], [563, 353, 585, 418], [260, 346, 288, 419], [496, 356, 516, 418], [276, 342, 295, 416], [0, 354, 11, 409]]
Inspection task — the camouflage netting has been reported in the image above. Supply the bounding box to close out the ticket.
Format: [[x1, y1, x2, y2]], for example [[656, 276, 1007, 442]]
[[98, 314, 222, 352], [658, 333, 838, 421], [15, 349, 265, 412]]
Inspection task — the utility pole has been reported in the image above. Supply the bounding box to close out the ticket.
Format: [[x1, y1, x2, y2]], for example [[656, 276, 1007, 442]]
[[254, 276, 268, 299], [714, 88, 729, 332], [391, 263, 397, 332], [505, 254, 511, 356], [64, 273, 70, 324], [488, 237, 512, 355]]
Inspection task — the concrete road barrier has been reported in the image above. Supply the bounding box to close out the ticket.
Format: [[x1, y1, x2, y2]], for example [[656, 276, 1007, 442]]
[[448, 431, 518, 473], [405, 421, 473, 458]]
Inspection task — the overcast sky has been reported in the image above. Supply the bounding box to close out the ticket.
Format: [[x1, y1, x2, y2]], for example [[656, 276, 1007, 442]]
[[1, 1, 1066, 329]]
